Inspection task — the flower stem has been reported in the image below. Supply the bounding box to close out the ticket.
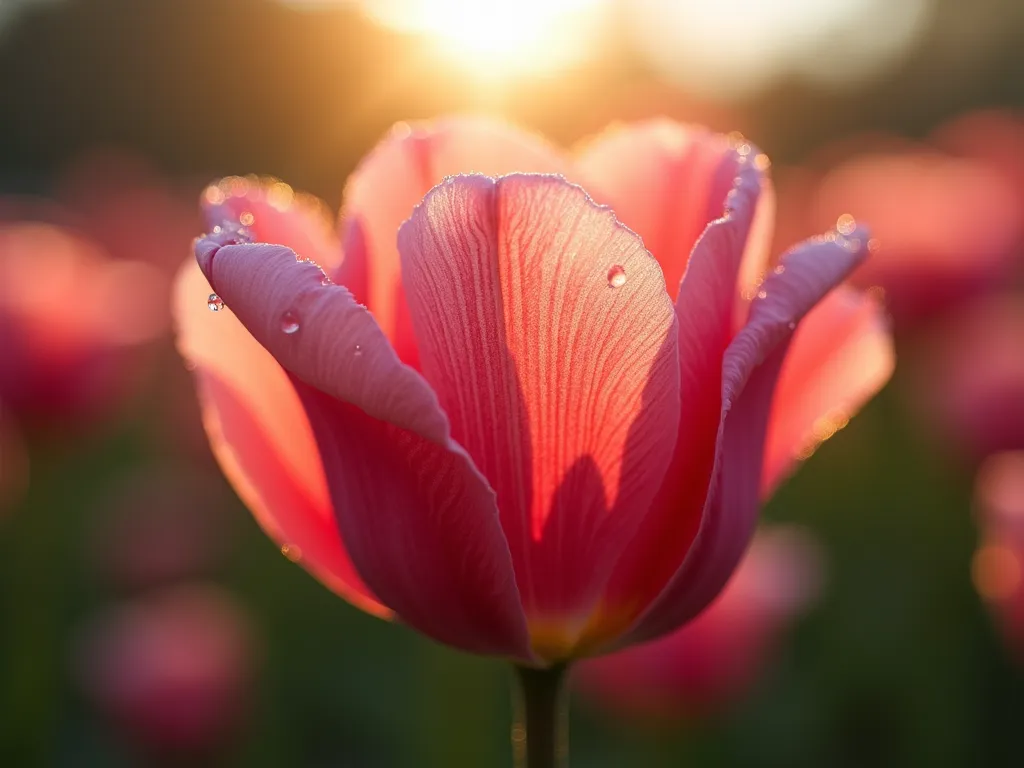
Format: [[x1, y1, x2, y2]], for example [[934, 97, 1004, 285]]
[[512, 663, 570, 768]]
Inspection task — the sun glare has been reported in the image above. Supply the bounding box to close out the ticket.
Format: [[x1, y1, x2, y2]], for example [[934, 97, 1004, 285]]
[[359, 0, 607, 77]]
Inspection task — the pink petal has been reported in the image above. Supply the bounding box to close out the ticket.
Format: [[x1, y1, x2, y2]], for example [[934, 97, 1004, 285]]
[[337, 117, 570, 366], [197, 238, 531, 658], [397, 174, 679, 660], [761, 285, 894, 497], [0, 220, 167, 423], [576, 526, 822, 719], [914, 294, 1024, 462], [574, 119, 774, 305], [201, 176, 342, 272], [173, 259, 387, 618], [626, 227, 871, 645], [585, 156, 768, 648], [813, 151, 1021, 325]]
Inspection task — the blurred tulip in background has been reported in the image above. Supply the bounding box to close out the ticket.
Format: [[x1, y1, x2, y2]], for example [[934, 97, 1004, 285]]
[[577, 526, 822, 719], [0, 219, 167, 427], [772, 127, 1024, 329], [75, 585, 258, 760], [972, 452, 1024, 664], [911, 295, 1024, 464]]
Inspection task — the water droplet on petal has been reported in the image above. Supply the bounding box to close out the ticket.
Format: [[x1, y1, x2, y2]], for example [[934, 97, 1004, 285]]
[[321, 275, 333, 286], [353, 344, 363, 357], [754, 153, 771, 171], [773, 264, 786, 275], [239, 211, 255, 227], [207, 293, 224, 312], [868, 238, 881, 253], [757, 290, 768, 300], [280, 310, 300, 334], [836, 214, 857, 236], [281, 544, 302, 562], [607, 265, 627, 288]]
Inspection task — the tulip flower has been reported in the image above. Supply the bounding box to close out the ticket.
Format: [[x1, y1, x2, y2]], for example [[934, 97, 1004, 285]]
[[174, 117, 889, 765], [772, 132, 1023, 330], [576, 525, 822, 720], [912, 294, 1024, 463], [57, 148, 203, 276], [0, 220, 167, 426], [75, 585, 257, 759], [972, 451, 1024, 663]]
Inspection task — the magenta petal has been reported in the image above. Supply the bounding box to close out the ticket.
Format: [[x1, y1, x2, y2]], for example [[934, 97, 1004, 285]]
[[201, 177, 343, 272], [198, 240, 530, 658], [626, 227, 871, 644], [397, 174, 680, 659]]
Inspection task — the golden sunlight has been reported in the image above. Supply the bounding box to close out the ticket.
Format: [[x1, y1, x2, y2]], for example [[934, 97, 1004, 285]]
[[358, 0, 608, 77]]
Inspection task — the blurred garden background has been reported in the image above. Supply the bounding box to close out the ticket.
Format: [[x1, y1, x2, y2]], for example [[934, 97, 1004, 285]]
[[1, 0, 1023, 765]]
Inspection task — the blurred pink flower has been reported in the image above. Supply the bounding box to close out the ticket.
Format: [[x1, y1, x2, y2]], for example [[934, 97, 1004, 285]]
[[912, 294, 1024, 462], [88, 468, 232, 592], [76, 585, 258, 757], [972, 451, 1024, 663], [773, 121, 1024, 329], [173, 117, 889, 663], [932, 109, 1024, 258], [0, 220, 167, 425], [576, 526, 822, 720], [57, 148, 203, 275]]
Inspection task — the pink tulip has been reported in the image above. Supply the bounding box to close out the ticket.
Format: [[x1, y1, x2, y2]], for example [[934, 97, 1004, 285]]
[[76, 585, 257, 757], [57, 148, 203, 276], [972, 451, 1024, 662], [173, 117, 891, 665], [931, 110, 1024, 257], [913, 294, 1024, 462], [575, 526, 822, 719], [773, 129, 1023, 329], [0, 220, 167, 424]]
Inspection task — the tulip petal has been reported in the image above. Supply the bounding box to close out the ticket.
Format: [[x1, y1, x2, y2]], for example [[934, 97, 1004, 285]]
[[574, 120, 774, 305], [761, 285, 894, 496], [397, 174, 679, 658], [337, 117, 570, 366], [627, 228, 871, 644], [201, 176, 342, 271], [173, 259, 387, 617], [583, 158, 768, 648], [196, 238, 531, 658]]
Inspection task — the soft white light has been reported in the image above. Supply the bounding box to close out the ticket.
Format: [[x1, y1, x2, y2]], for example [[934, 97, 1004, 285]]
[[357, 0, 609, 78], [628, 0, 934, 100]]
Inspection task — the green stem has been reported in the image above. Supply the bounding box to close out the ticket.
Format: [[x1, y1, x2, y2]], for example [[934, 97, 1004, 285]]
[[512, 663, 570, 768]]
